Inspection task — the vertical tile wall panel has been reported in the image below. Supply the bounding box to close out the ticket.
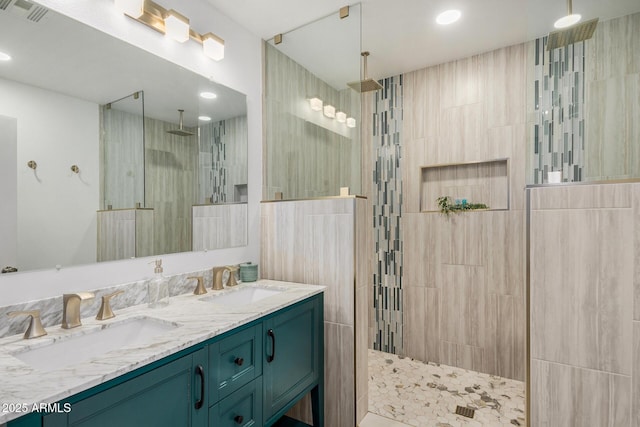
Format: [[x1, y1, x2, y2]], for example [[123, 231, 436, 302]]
[[531, 207, 633, 375], [530, 182, 640, 426], [191, 203, 247, 251], [531, 359, 631, 427], [260, 198, 366, 427], [394, 43, 527, 381]]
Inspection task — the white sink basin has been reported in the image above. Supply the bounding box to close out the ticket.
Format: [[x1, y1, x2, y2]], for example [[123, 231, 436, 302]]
[[200, 286, 284, 306], [12, 317, 179, 372]]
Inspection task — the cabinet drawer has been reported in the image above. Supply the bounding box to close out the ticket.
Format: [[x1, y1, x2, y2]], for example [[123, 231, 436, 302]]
[[209, 324, 262, 404], [208, 377, 263, 427]]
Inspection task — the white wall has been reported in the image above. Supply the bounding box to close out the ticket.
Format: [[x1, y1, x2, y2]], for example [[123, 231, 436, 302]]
[[0, 79, 99, 271], [0, 0, 262, 305], [0, 115, 17, 269]]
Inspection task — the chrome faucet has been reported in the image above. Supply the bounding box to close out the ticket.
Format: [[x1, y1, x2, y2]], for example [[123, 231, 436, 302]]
[[62, 292, 94, 329], [211, 266, 229, 291]]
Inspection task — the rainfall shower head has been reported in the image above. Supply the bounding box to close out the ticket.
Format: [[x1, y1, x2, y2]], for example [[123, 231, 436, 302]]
[[547, 18, 599, 49], [547, 0, 599, 50], [347, 52, 383, 93], [167, 109, 195, 137]]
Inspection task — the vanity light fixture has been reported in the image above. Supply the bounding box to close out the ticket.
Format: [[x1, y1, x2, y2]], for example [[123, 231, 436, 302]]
[[336, 111, 347, 123], [309, 97, 323, 112], [114, 0, 144, 18], [0, 51, 11, 61], [198, 116, 212, 121], [436, 9, 461, 25], [115, 0, 225, 60], [202, 33, 225, 61], [323, 104, 336, 119], [346, 117, 356, 128], [164, 10, 190, 42], [200, 91, 217, 99]]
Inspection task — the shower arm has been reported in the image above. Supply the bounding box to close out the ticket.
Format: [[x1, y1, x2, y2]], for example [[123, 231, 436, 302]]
[[362, 51, 370, 80], [567, 0, 573, 15]]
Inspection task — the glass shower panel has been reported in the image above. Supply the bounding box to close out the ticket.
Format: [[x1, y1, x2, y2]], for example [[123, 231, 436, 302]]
[[101, 91, 145, 209], [264, 5, 362, 199]]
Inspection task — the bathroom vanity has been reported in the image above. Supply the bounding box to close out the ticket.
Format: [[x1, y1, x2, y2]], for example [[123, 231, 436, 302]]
[[0, 281, 324, 427]]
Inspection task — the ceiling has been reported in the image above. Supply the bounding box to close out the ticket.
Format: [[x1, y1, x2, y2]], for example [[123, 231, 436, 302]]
[[207, 0, 640, 80]]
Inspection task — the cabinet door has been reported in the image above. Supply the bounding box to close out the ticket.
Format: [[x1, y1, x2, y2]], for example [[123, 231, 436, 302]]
[[44, 349, 207, 427], [262, 296, 322, 424]]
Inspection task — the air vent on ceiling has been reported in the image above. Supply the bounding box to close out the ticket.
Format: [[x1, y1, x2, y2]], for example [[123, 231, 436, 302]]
[[0, 0, 48, 22]]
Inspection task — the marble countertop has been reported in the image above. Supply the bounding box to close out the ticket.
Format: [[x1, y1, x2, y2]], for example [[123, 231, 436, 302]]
[[0, 280, 324, 424]]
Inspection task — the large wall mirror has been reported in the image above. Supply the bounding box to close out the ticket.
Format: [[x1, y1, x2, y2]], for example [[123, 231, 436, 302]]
[[0, 1, 248, 272]]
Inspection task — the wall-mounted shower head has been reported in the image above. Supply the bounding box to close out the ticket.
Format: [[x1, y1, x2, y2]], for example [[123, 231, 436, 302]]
[[348, 52, 383, 93], [167, 109, 195, 137]]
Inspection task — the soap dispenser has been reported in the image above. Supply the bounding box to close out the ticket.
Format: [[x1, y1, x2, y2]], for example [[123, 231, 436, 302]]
[[148, 259, 169, 308]]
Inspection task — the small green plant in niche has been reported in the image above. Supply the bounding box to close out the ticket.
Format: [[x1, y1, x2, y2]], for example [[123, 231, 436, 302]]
[[437, 196, 489, 215]]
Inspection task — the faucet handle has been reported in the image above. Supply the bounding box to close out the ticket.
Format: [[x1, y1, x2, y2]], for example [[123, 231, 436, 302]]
[[7, 310, 48, 339], [187, 276, 207, 295], [225, 266, 239, 287], [96, 290, 125, 321]]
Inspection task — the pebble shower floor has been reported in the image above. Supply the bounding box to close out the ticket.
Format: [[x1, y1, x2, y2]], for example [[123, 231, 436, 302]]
[[368, 349, 525, 426]]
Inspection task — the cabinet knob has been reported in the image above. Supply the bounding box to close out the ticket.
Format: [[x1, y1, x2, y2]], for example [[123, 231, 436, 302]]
[[234, 357, 244, 366], [234, 415, 244, 424]]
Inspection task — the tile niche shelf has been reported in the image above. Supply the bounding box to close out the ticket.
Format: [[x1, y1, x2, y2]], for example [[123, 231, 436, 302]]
[[419, 158, 510, 212]]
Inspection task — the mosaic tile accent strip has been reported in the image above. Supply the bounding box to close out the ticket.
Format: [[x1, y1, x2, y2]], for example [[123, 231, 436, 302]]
[[372, 75, 403, 354], [199, 116, 248, 204], [531, 37, 585, 184], [200, 120, 229, 203], [368, 349, 526, 427]]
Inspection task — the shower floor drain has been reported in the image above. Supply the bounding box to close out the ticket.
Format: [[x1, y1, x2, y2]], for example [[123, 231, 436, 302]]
[[455, 405, 475, 418]]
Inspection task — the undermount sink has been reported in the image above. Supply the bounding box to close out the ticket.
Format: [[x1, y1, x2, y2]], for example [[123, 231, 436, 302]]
[[200, 286, 284, 306], [11, 317, 179, 372]]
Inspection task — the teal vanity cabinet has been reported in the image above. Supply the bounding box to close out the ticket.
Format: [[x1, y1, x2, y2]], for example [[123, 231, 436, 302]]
[[6, 293, 323, 427], [42, 349, 208, 427]]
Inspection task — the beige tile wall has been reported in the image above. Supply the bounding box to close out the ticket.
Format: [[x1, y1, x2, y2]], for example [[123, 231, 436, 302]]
[[530, 183, 640, 426], [399, 42, 528, 381], [191, 203, 247, 250], [261, 197, 369, 427], [96, 208, 154, 262]]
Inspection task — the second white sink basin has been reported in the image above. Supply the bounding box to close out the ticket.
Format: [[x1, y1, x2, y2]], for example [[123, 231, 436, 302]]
[[12, 317, 179, 372], [200, 286, 284, 306]]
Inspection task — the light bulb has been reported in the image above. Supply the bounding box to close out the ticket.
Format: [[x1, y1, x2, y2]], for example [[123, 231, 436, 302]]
[[309, 97, 323, 111], [336, 111, 347, 123], [115, 0, 144, 18], [436, 10, 461, 25], [164, 10, 190, 43], [346, 117, 356, 128], [323, 104, 336, 119], [203, 33, 225, 61]]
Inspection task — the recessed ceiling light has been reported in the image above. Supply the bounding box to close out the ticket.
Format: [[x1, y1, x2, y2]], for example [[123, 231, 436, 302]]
[[0, 51, 11, 61], [436, 9, 461, 25], [200, 91, 217, 99], [198, 116, 212, 121], [554, 13, 582, 28]]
